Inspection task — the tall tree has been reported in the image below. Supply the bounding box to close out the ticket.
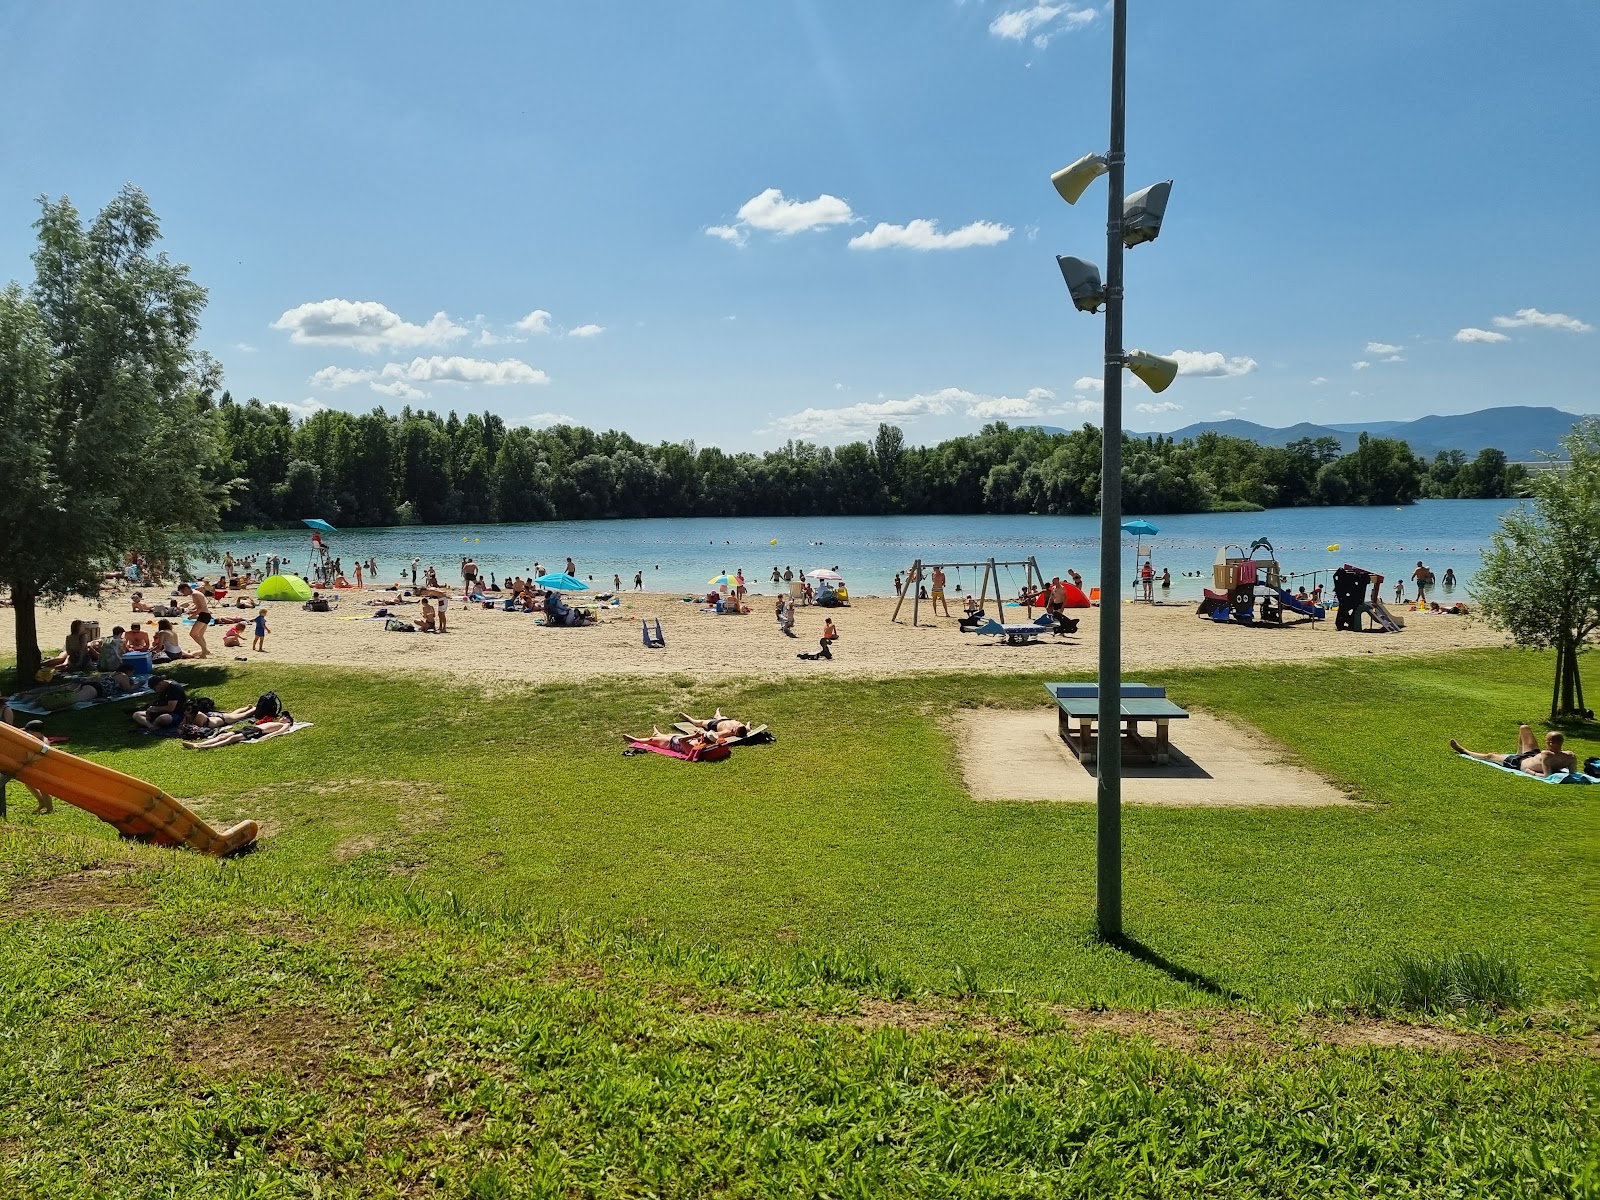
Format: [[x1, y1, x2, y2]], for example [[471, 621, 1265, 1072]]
[[1475, 419, 1600, 721], [0, 188, 225, 685]]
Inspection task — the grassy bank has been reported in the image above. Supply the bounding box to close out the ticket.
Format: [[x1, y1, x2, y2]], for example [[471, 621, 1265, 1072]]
[[1, 649, 1596, 1195]]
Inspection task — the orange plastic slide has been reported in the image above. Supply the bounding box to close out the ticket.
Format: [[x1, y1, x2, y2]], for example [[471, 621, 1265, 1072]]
[[0, 722, 257, 856]]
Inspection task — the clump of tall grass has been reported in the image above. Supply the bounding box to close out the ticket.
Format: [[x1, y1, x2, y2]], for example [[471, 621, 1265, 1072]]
[[1348, 948, 1526, 1015]]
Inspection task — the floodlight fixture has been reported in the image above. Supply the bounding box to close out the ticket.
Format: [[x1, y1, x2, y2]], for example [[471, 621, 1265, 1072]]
[[1122, 180, 1173, 247], [1125, 349, 1179, 393], [1051, 153, 1109, 205], [1056, 255, 1105, 313]]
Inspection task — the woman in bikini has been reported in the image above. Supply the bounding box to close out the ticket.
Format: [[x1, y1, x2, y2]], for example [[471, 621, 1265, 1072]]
[[182, 712, 296, 750]]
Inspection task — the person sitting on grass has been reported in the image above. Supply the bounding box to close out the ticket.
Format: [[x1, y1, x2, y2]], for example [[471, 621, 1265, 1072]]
[[181, 711, 297, 750], [1450, 726, 1576, 776], [131, 678, 188, 730], [680, 711, 753, 739]]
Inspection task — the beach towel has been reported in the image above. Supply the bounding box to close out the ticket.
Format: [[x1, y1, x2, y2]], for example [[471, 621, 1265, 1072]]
[[1455, 753, 1599, 784], [5, 680, 155, 717], [623, 739, 730, 762]]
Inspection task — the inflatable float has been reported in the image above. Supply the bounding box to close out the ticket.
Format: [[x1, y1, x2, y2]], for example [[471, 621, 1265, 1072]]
[[0, 722, 257, 855]]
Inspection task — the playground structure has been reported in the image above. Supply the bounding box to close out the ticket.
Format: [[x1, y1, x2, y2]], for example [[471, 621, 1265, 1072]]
[[891, 556, 1047, 627], [1196, 538, 1326, 628], [0, 722, 258, 854], [1332, 564, 1405, 633]]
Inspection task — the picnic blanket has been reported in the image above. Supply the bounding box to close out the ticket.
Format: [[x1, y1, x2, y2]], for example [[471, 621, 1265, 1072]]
[[5, 679, 155, 717], [1456, 753, 1598, 784]]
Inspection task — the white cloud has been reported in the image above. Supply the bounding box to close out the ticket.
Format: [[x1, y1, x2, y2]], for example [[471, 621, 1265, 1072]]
[[271, 397, 328, 421], [234, 342, 257, 353], [1381, 354, 1405, 363], [370, 379, 426, 400], [1074, 376, 1104, 392], [989, 4, 1095, 43], [1213, 409, 1236, 418], [848, 219, 1012, 251], [271, 300, 465, 352], [515, 309, 552, 335], [1352, 360, 1371, 370], [382, 356, 549, 386], [771, 385, 1055, 437], [1053, 398, 1103, 415], [729, 188, 856, 236], [475, 329, 522, 346], [1136, 401, 1183, 415], [1366, 341, 1403, 355], [510, 412, 577, 429], [705, 224, 747, 247], [1309, 376, 1328, 385], [1167, 350, 1258, 378], [1492, 307, 1592, 333], [1454, 327, 1510, 344], [309, 366, 376, 390], [567, 324, 605, 338]]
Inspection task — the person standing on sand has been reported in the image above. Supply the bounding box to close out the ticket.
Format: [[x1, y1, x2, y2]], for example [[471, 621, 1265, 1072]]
[[176, 584, 212, 658], [635, 571, 644, 590], [1412, 561, 1430, 603], [252, 610, 269, 652], [930, 566, 949, 616], [436, 591, 449, 634]]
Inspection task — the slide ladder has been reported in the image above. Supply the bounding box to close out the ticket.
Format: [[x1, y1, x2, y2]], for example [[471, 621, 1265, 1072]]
[[0, 723, 257, 855]]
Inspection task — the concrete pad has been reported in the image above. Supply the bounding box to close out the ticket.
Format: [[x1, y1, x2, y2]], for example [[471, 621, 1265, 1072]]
[[955, 708, 1359, 807]]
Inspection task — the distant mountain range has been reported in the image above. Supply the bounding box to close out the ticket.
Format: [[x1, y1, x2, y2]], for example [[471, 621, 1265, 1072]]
[[1102, 406, 1596, 460]]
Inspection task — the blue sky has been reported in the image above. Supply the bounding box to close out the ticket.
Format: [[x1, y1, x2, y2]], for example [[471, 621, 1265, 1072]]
[[4, 1, 1596, 450]]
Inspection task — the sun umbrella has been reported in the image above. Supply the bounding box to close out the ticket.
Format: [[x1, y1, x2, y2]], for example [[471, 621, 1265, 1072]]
[[806, 569, 844, 581], [534, 572, 589, 591], [708, 574, 732, 587], [302, 518, 337, 534], [1120, 519, 1160, 537]]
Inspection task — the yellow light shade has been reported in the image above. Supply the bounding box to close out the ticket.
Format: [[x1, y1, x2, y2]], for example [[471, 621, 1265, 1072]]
[[1125, 349, 1179, 393], [1050, 153, 1108, 205]]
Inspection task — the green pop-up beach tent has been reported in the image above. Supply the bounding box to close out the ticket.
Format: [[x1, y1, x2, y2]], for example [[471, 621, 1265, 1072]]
[[257, 574, 313, 602]]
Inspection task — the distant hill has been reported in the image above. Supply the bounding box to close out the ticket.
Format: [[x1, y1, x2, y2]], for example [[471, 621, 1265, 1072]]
[[1141, 406, 1593, 460]]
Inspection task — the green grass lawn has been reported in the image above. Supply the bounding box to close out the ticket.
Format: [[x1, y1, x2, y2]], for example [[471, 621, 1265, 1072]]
[[2, 648, 1596, 1196]]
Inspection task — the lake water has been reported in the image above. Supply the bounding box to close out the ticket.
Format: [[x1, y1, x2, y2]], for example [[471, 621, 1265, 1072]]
[[202, 500, 1518, 602]]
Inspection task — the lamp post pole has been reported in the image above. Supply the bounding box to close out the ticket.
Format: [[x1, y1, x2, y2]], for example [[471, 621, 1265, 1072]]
[[1095, 0, 1128, 940]]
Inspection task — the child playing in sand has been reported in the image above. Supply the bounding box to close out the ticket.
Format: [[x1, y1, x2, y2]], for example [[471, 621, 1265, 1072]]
[[252, 610, 269, 652]]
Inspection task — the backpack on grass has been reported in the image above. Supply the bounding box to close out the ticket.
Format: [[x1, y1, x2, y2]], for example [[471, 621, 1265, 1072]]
[[253, 691, 281, 719]]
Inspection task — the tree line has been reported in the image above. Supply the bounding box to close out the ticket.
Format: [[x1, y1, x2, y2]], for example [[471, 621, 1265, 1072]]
[[215, 397, 1529, 528]]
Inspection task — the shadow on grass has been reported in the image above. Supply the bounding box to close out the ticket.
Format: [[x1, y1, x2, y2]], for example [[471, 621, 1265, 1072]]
[[1105, 934, 1247, 1003]]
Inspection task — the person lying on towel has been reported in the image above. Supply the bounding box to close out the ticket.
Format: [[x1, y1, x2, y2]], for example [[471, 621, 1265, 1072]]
[[626, 727, 730, 754], [182, 712, 297, 750], [1451, 725, 1576, 776], [680, 711, 754, 739]]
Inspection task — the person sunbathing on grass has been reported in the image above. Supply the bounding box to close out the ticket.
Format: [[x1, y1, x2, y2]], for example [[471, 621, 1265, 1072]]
[[1450, 726, 1576, 776], [680, 711, 753, 739], [182, 712, 296, 750], [624, 727, 729, 753]]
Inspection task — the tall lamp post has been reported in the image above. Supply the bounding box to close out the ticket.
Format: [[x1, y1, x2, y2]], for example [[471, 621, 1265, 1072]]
[[1049, 0, 1179, 940]]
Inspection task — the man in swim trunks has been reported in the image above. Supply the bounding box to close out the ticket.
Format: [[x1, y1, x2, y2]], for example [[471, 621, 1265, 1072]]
[[1450, 726, 1576, 776], [176, 584, 212, 658], [930, 566, 949, 616], [680, 711, 752, 739]]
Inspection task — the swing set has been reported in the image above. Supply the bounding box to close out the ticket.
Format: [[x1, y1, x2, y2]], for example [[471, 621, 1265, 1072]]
[[891, 556, 1048, 627]]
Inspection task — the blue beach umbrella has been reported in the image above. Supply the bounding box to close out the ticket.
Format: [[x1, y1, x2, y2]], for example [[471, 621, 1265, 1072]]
[[302, 517, 337, 534], [1120, 519, 1160, 537], [534, 572, 588, 591]]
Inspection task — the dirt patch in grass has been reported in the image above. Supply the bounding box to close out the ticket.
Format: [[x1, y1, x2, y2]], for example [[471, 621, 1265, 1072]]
[[0, 862, 150, 918], [197, 777, 452, 842], [176, 1007, 366, 1085]]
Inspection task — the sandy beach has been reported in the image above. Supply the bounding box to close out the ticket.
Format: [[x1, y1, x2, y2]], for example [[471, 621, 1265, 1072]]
[[5, 588, 1510, 689]]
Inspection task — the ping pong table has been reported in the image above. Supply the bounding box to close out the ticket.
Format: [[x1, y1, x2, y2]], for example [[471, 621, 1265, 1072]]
[[1043, 682, 1190, 766]]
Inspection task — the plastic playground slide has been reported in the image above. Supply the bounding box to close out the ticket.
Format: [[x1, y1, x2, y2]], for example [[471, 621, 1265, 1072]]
[[0, 722, 258, 855], [1368, 599, 1404, 633], [1275, 589, 1325, 620]]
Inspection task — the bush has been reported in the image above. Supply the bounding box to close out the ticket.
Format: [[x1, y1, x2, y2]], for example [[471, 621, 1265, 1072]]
[[1348, 949, 1526, 1014]]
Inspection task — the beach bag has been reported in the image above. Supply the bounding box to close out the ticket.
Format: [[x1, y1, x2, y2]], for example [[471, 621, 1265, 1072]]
[[385, 618, 415, 632], [253, 691, 281, 719], [150, 603, 180, 617], [303, 598, 330, 612], [98, 639, 123, 672]]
